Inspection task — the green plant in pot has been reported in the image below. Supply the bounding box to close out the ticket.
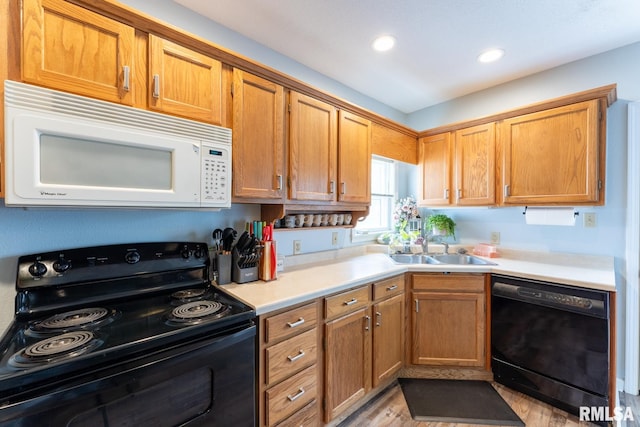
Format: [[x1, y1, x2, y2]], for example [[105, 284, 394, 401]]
[[426, 214, 456, 238]]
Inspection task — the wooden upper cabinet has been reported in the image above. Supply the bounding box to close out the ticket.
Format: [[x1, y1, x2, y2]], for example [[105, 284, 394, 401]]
[[22, 0, 135, 105], [338, 111, 372, 204], [289, 92, 337, 202], [419, 132, 452, 206], [419, 123, 495, 207], [148, 34, 222, 124], [231, 69, 285, 200], [499, 99, 602, 205], [454, 122, 496, 206]]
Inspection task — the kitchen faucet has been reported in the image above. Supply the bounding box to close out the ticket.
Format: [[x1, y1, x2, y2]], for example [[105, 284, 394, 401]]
[[442, 241, 449, 254]]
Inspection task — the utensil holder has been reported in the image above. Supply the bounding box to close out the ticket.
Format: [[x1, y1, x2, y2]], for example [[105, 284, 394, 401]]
[[259, 240, 277, 282], [232, 248, 259, 284], [216, 253, 232, 285]]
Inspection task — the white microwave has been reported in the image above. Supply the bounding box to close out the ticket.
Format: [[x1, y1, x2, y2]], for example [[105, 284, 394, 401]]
[[4, 81, 231, 209]]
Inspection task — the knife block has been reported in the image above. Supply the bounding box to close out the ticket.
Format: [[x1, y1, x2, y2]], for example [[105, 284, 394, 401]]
[[232, 248, 259, 284]]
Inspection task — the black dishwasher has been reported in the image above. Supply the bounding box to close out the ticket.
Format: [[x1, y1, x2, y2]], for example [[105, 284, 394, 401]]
[[491, 274, 610, 417]]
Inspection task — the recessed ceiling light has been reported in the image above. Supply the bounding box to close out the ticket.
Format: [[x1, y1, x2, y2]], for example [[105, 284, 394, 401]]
[[477, 48, 505, 63], [372, 35, 396, 52]]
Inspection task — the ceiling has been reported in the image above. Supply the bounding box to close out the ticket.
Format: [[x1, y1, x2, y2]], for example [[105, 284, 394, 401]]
[[174, 0, 640, 114]]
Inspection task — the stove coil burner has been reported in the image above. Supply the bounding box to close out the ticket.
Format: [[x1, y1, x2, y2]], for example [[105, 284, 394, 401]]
[[170, 288, 208, 303], [28, 307, 117, 336], [8, 331, 103, 368], [167, 300, 230, 325]]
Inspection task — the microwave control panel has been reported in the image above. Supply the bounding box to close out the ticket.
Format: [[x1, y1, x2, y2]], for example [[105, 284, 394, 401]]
[[201, 142, 231, 207]]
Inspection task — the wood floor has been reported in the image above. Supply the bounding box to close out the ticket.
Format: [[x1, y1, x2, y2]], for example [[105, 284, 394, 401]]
[[339, 381, 640, 427]]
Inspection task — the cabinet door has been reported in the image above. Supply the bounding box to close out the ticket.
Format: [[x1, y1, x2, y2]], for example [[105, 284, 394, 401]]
[[372, 294, 404, 387], [411, 291, 485, 367], [454, 123, 496, 206], [289, 92, 337, 201], [22, 0, 135, 105], [324, 308, 371, 421], [419, 132, 452, 206], [149, 35, 222, 124], [500, 100, 600, 205], [338, 111, 371, 203], [232, 69, 285, 200]]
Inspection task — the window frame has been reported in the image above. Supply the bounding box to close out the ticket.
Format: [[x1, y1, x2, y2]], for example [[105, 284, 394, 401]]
[[352, 155, 397, 243]]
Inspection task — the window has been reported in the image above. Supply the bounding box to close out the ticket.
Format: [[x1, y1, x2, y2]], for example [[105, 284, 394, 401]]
[[353, 156, 396, 239]]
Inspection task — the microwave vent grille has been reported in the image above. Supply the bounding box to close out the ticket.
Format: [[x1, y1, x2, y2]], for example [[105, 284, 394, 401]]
[[4, 81, 231, 144]]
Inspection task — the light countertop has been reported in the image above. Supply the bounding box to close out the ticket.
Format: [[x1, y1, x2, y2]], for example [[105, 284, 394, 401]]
[[220, 247, 616, 316]]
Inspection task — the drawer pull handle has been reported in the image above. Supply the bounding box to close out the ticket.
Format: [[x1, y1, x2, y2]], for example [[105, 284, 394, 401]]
[[344, 298, 357, 306], [286, 318, 305, 328], [287, 350, 305, 362], [386, 285, 398, 291], [287, 387, 305, 402]]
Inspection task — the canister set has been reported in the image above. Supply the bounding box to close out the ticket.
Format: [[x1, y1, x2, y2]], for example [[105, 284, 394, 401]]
[[278, 213, 352, 228]]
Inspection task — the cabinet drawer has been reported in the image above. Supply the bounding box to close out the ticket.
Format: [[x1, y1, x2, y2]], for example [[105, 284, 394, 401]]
[[265, 365, 317, 426], [373, 275, 404, 301], [274, 399, 318, 427], [412, 273, 485, 292], [324, 286, 370, 319], [265, 302, 317, 344], [266, 328, 317, 386]]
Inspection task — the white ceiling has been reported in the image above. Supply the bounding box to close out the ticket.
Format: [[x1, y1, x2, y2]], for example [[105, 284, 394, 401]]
[[174, 0, 640, 114]]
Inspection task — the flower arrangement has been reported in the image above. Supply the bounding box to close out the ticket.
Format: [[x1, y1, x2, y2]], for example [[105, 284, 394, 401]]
[[393, 196, 419, 232]]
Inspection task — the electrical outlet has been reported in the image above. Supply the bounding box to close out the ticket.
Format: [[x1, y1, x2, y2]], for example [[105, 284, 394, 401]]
[[332, 232, 339, 246], [276, 256, 284, 272], [293, 240, 302, 255], [490, 232, 500, 245], [584, 212, 597, 228]]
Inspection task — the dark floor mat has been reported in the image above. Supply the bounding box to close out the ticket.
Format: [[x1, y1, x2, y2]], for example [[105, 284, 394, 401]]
[[399, 378, 524, 426]]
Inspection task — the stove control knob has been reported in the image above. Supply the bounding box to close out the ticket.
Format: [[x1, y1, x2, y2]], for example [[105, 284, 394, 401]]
[[53, 257, 71, 273], [181, 245, 191, 259], [28, 261, 47, 277], [125, 251, 141, 264], [194, 245, 205, 259]]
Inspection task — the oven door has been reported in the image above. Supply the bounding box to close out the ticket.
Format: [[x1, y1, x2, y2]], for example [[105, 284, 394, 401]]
[[0, 324, 255, 427]]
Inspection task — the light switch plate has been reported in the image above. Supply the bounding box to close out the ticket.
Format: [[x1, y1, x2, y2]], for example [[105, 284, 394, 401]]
[[584, 212, 597, 228], [490, 232, 500, 245]]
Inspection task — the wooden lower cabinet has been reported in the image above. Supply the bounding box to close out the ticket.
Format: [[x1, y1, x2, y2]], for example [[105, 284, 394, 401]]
[[372, 293, 404, 386], [324, 306, 371, 420], [259, 301, 321, 427], [323, 276, 404, 423], [410, 273, 487, 368]]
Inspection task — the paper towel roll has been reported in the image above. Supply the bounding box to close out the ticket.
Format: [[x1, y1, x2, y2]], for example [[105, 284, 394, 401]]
[[524, 207, 576, 226]]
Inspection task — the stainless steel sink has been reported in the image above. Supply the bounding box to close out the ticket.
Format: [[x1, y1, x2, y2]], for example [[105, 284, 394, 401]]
[[388, 253, 496, 265], [424, 254, 496, 265], [388, 254, 425, 264]]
